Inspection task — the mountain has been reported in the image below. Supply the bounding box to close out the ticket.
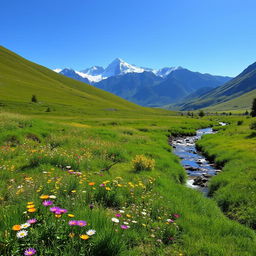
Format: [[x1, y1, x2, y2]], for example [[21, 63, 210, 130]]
[[54, 58, 181, 83], [0, 46, 163, 116], [59, 68, 90, 84], [174, 61, 256, 111], [55, 59, 232, 107], [95, 68, 231, 106]]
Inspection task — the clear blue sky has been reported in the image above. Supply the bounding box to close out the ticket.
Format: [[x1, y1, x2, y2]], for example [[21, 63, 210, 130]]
[[1, 0, 256, 76]]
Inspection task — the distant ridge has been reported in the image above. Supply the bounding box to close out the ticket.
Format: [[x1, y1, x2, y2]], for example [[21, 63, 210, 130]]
[[55, 59, 232, 107]]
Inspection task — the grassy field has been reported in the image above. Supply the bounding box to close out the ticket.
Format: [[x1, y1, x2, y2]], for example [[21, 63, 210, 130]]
[[196, 116, 256, 229], [0, 112, 256, 256], [1, 46, 256, 255]]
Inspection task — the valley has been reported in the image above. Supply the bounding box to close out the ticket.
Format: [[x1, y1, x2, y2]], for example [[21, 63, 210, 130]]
[[0, 46, 256, 255]]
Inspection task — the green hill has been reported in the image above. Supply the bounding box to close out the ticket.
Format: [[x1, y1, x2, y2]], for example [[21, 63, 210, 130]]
[[170, 61, 256, 111], [0, 46, 169, 117]]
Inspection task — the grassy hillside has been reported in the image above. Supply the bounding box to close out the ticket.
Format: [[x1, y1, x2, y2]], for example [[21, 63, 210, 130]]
[[0, 46, 171, 117], [204, 88, 256, 112]]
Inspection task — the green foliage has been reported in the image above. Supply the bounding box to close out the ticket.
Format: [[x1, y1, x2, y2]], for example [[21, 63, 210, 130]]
[[31, 95, 38, 103], [250, 121, 256, 130], [251, 98, 256, 117]]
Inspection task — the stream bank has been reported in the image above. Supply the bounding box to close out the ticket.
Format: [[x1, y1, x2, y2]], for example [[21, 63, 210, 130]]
[[170, 123, 226, 195]]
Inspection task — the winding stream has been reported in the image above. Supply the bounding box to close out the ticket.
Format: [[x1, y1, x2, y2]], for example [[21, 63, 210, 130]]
[[171, 123, 226, 195]]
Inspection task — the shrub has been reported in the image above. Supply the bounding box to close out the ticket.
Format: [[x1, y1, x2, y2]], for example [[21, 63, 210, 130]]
[[132, 154, 155, 172], [237, 120, 243, 126], [31, 94, 38, 103], [250, 121, 256, 130]]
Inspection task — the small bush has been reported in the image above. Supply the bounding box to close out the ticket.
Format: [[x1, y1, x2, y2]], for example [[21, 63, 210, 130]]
[[31, 94, 38, 103], [250, 121, 256, 130], [237, 120, 243, 126], [132, 154, 155, 172]]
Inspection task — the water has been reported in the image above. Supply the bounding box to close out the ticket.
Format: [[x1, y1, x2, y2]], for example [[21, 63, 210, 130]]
[[171, 126, 224, 195]]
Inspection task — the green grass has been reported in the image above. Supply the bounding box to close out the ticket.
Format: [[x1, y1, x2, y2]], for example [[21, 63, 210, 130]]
[[0, 113, 256, 256], [196, 116, 256, 229]]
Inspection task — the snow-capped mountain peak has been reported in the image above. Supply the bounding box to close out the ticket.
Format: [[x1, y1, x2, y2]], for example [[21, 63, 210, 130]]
[[102, 58, 145, 77], [53, 59, 183, 83]]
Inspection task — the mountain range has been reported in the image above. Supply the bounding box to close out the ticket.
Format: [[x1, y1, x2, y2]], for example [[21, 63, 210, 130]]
[[169, 61, 256, 111], [55, 58, 232, 106]]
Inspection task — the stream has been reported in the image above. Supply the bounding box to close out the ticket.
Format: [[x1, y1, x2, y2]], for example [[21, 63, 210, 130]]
[[171, 123, 226, 195]]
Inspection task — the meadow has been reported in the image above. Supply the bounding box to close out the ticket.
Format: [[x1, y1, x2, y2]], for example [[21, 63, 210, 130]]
[[1, 111, 256, 256]]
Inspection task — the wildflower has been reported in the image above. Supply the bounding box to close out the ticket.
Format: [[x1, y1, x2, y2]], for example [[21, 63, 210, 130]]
[[12, 225, 21, 231], [42, 200, 53, 206], [50, 206, 60, 213], [111, 218, 119, 223], [17, 230, 28, 238], [27, 219, 37, 224], [27, 208, 36, 213], [105, 187, 111, 191], [27, 205, 35, 209], [55, 214, 61, 218], [88, 182, 95, 186], [141, 211, 147, 215], [20, 223, 31, 229], [173, 214, 180, 219], [80, 234, 89, 240], [77, 220, 87, 226], [123, 222, 129, 225], [115, 214, 121, 218], [120, 225, 129, 229], [119, 210, 125, 213], [89, 204, 94, 209], [49, 195, 56, 199], [126, 214, 131, 218], [86, 229, 96, 236], [68, 214, 75, 218], [27, 202, 34, 205], [99, 183, 105, 187], [68, 220, 78, 226], [167, 219, 174, 223], [59, 208, 68, 214], [69, 232, 75, 238], [39, 195, 49, 200], [24, 248, 36, 255], [131, 220, 138, 224]]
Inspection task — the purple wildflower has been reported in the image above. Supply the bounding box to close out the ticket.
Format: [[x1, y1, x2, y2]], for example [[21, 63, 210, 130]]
[[120, 225, 129, 229], [89, 204, 94, 210], [115, 214, 121, 218], [24, 248, 36, 255], [42, 200, 53, 206], [77, 220, 87, 226], [50, 206, 60, 213], [27, 219, 37, 224], [100, 183, 105, 187], [68, 220, 78, 226], [59, 208, 68, 214]]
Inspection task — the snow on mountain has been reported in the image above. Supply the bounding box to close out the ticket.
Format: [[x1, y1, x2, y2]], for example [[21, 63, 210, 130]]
[[154, 66, 183, 77], [101, 58, 145, 77], [80, 66, 104, 76], [75, 71, 103, 83], [54, 59, 182, 83]]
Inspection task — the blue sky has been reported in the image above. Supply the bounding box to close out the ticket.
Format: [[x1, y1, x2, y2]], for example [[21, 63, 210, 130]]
[[1, 0, 256, 76]]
